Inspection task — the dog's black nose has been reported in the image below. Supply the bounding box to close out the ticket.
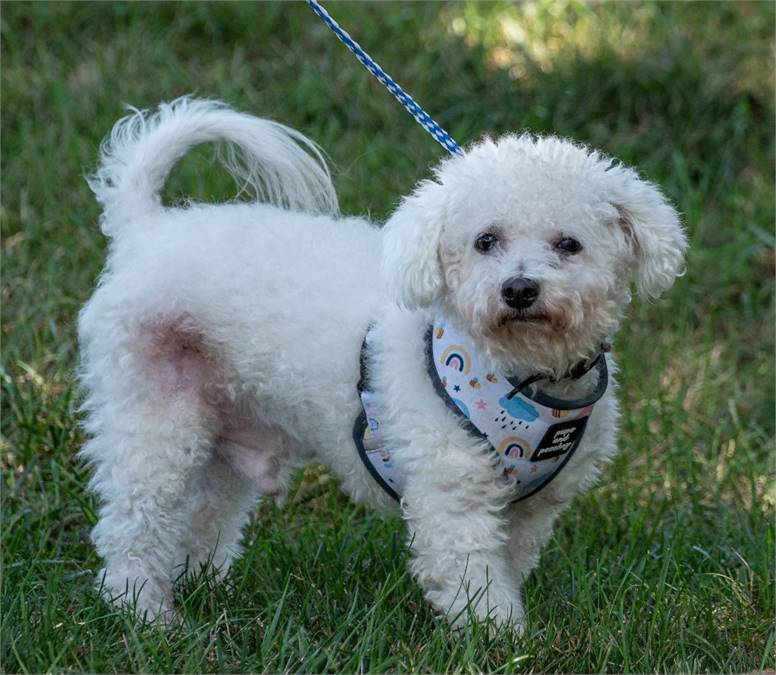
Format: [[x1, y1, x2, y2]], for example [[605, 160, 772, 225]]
[[501, 277, 540, 309]]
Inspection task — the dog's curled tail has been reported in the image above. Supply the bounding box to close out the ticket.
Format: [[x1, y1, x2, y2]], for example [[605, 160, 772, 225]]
[[88, 97, 338, 236]]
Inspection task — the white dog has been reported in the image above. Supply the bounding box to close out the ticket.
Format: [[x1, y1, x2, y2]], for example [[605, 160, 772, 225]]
[[78, 98, 686, 632]]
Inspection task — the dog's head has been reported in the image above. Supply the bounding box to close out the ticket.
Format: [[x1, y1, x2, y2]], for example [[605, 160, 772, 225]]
[[381, 135, 687, 374]]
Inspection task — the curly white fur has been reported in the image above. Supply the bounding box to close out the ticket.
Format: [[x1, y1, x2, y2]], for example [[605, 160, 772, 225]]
[[87, 97, 338, 234], [78, 98, 686, 631]]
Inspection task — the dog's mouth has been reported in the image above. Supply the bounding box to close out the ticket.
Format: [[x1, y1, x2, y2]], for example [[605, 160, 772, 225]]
[[497, 310, 550, 327]]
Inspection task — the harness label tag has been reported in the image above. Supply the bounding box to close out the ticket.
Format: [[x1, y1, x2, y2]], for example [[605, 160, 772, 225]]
[[531, 417, 589, 462]]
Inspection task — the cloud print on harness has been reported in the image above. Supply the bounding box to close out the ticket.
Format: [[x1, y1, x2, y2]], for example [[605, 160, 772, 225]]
[[498, 395, 539, 422]]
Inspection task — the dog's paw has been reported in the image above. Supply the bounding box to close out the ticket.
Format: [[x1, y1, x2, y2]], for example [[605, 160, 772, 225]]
[[97, 568, 175, 626], [428, 578, 525, 637], [444, 599, 525, 638], [487, 600, 526, 638]]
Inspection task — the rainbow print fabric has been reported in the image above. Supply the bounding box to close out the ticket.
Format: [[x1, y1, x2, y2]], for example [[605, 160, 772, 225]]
[[356, 320, 602, 502], [430, 321, 596, 499]]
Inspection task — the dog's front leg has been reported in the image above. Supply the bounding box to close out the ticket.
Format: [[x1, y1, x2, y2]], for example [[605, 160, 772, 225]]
[[400, 445, 523, 634]]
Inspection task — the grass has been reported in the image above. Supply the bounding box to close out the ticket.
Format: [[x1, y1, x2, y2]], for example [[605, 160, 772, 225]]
[[1, 1, 774, 672]]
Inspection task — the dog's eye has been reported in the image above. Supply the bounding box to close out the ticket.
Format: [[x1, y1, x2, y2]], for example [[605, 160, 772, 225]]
[[475, 232, 499, 253], [555, 237, 583, 254]]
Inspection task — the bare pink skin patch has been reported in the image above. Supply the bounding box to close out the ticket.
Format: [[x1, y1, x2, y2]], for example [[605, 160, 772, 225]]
[[143, 315, 287, 495], [217, 424, 288, 496]]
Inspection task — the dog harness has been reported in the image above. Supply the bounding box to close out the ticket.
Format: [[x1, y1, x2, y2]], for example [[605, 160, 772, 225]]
[[353, 321, 608, 502]]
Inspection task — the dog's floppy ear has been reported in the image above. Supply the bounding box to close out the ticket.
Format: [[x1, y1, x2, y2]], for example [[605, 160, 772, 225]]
[[610, 171, 687, 299], [381, 179, 447, 308]]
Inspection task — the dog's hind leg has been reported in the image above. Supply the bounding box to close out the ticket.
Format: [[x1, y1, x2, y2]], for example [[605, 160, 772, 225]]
[[82, 409, 215, 621], [173, 454, 257, 582], [173, 416, 292, 581], [79, 313, 228, 621]]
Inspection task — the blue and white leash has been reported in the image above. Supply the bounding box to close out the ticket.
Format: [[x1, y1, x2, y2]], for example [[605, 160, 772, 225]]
[[306, 0, 463, 157]]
